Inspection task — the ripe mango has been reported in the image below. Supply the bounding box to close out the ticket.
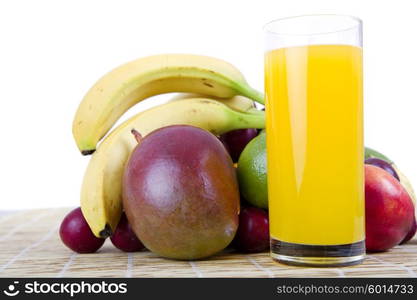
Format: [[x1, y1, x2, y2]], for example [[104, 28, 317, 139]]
[[123, 125, 239, 260]]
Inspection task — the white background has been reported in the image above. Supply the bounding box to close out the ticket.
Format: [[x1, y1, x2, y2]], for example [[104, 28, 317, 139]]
[[0, 0, 416, 210]]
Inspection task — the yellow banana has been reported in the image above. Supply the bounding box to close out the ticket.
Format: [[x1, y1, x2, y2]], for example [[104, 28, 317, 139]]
[[169, 93, 256, 112], [73, 54, 264, 154], [81, 97, 264, 237]]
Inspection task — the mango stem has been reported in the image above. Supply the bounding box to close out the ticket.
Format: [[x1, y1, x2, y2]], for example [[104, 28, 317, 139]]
[[131, 129, 143, 143]]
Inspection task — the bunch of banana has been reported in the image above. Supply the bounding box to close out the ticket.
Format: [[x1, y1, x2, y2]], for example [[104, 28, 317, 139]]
[[81, 97, 264, 237], [73, 54, 264, 155], [73, 54, 265, 237]]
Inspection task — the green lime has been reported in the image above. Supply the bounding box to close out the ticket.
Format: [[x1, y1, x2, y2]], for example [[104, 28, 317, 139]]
[[237, 131, 268, 209]]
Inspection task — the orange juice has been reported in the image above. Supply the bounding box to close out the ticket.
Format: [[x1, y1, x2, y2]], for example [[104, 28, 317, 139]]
[[265, 44, 364, 246]]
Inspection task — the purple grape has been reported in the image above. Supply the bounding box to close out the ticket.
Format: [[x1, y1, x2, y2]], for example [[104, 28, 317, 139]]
[[233, 206, 269, 253], [110, 213, 145, 252], [219, 129, 258, 162], [365, 158, 399, 180], [60, 207, 105, 253]]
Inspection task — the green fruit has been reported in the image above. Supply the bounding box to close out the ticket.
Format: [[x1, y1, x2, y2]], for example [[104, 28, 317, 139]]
[[237, 131, 268, 209], [365, 147, 393, 164]]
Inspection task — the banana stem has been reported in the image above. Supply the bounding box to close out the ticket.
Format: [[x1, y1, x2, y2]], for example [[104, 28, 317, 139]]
[[232, 109, 265, 130], [236, 84, 265, 105], [246, 107, 264, 115]]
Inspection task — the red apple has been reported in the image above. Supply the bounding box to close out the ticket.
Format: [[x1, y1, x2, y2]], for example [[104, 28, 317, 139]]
[[365, 165, 415, 252], [400, 218, 416, 244]]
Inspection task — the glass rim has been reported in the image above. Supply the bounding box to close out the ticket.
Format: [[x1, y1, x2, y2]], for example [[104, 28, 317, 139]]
[[263, 14, 362, 37]]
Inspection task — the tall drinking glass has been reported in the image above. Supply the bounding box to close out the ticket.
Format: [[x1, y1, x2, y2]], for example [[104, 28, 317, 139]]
[[264, 15, 364, 267]]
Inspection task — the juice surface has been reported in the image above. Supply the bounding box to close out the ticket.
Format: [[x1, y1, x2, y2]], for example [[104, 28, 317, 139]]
[[265, 44, 364, 245]]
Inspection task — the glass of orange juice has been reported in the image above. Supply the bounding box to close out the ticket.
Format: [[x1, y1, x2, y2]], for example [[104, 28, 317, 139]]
[[264, 15, 365, 267]]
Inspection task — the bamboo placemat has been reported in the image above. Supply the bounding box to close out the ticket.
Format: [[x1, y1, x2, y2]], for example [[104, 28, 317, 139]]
[[0, 208, 416, 278]]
